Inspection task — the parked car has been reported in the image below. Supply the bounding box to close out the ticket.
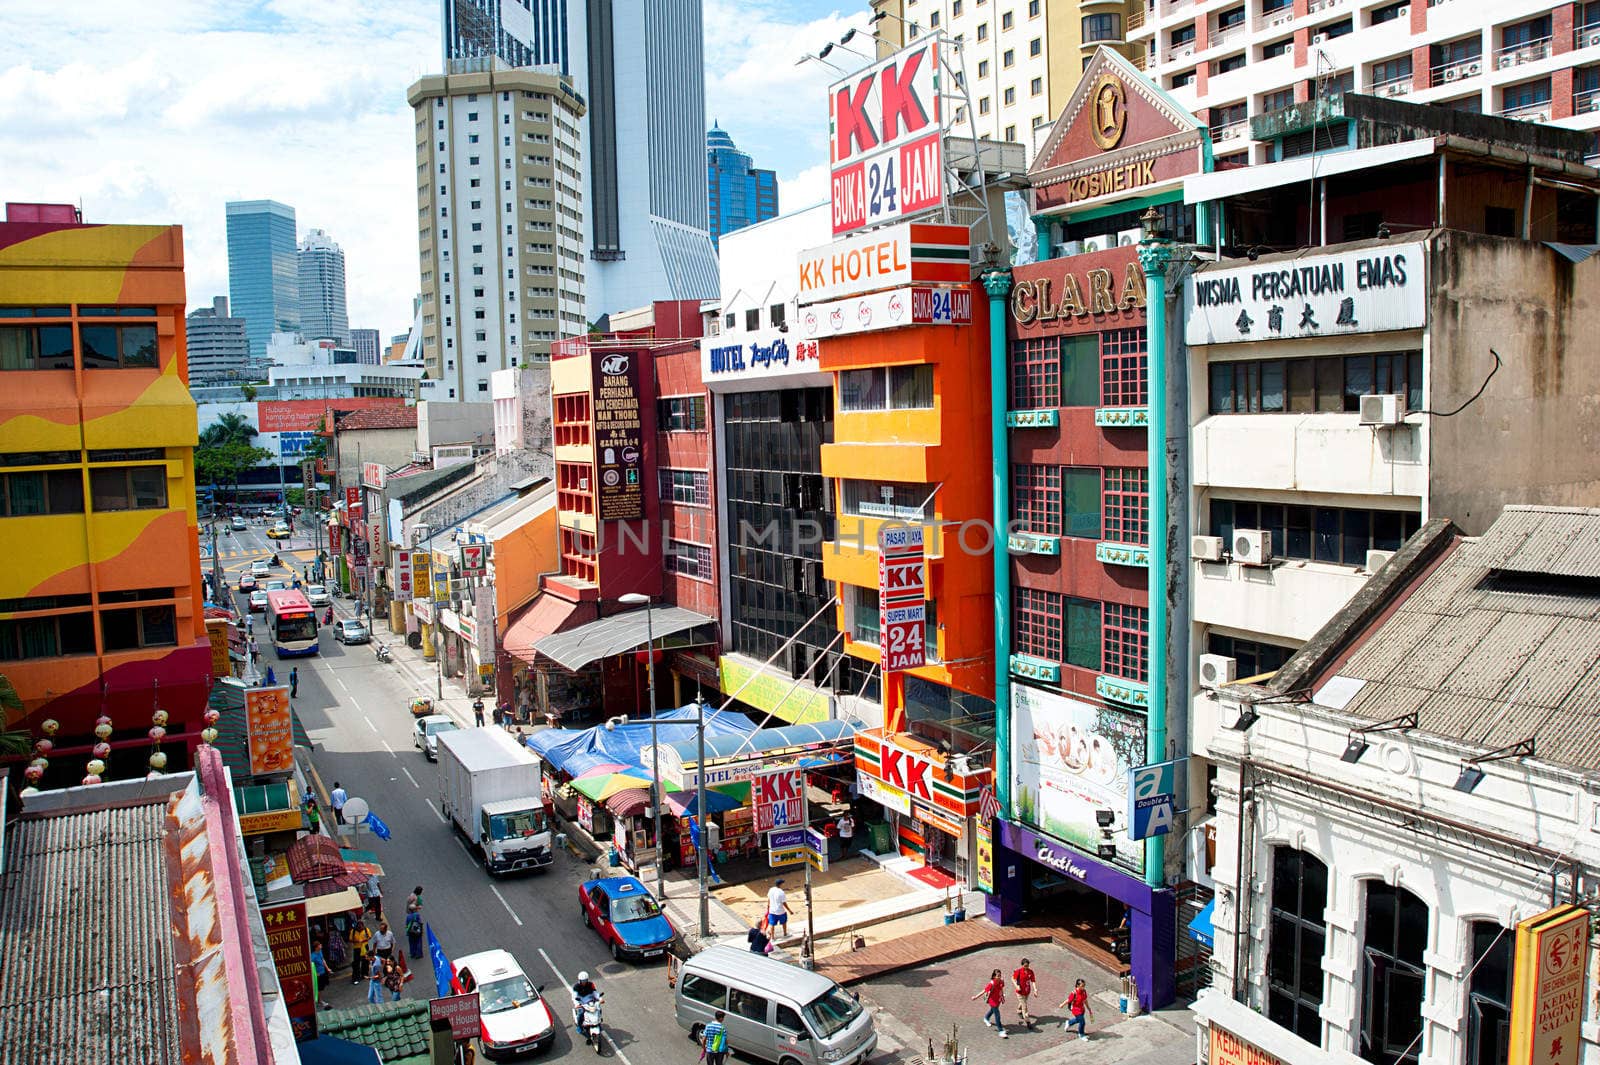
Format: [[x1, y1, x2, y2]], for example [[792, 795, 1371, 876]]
[[305, 584, 331, 608], [336, 618, 370, 644], [266, 524, 292, 540], [237, 573, 257, 592], [451, 949, 557, 1059], [248, 589, 269, 612], [579, 876, 676, 961], [413, 714, 460, 760], [250, 559, 272, 577], [230, 516, 247, 531]]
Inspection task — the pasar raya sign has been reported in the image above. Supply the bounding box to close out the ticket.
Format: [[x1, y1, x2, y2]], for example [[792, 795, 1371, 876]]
[[1509, 904, 1591, 1065], [878, 525, 926, 672], [753, 766, 804, 833], [829, 38, 946, 234]]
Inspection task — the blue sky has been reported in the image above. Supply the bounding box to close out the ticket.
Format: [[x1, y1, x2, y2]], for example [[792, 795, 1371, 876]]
[[0, 0, 872, 335]]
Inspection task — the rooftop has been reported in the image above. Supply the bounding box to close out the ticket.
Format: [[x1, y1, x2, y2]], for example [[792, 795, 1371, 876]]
[[334, 407, 418, 431], [314, 1001, 433, 1065]]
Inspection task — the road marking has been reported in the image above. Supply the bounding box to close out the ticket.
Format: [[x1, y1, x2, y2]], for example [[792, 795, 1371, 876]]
[[490, 884, 524, 926], [381, 739, 396, 757], [335, 677, 350, 693], [364, 715, 377, 732], [401, 766, 420, 789], [538, 948, 635, 1065], [457, 838, 472, 856], [432, 805, 446, 824]]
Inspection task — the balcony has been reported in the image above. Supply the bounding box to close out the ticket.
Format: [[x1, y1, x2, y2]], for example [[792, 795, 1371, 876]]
[[1370, 72, 1414, 98], [1429, 57, 1484, 87], [1499, 97, 1553, 121], [1577, 25, 1600, 50], [1210, 22, 1247, 48], [1492, 36, 1553, 70], [1129, 5, 1146, 29], [1209, 119, 1250, 144], [1576, 87, 1600, 115]]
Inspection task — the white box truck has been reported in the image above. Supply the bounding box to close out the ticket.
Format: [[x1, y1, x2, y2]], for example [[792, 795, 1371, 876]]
[[437, 727, 553, 875]]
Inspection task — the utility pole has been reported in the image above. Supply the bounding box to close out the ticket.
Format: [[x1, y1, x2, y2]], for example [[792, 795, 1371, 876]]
[[696, 695, 710, 939], [802, 778, 815, 969]]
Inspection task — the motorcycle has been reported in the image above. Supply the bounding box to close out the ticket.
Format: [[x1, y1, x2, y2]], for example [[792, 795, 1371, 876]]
[[375, 642, 392, 664], [270, 553, 282, 567], [575, 993, 604, 1054]]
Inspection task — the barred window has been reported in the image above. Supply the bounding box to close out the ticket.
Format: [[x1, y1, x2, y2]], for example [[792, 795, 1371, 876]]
[[1102, 601, 1149, 682], [667, 539, 713, 580], [657, 395, 707, 431], [1101, 327, 1147, 407], [1102, 467, 1149, 545], [1014, 587, 1063, 662], [1010, 337, 1060, 409], [1012, 464, 1061, 535], [658, 468, 710, 506]]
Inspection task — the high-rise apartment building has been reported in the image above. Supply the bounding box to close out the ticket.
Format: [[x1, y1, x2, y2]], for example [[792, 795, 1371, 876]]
[[297, 228, 350, 344], [408, 65, 588, 400], [706, 124, 779, 248], [225, 199, 299, 359], [185, 296, 249, 384], [869, 0, 1138, 161], [439, 0, 720, 317], [350, 327, 381, 365], [1129, 0, 1600, 165]]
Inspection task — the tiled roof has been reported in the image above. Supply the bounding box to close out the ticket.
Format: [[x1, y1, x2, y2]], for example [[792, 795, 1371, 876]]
[[335, 407, 417, 431], [317, 1001, 434, 1064]]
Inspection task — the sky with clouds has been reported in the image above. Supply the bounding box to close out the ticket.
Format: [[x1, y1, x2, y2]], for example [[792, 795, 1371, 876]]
[[0, 0, 871, 337]]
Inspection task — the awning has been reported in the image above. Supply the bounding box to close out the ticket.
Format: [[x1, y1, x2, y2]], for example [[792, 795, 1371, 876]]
[[534, 605, 714, 671], [503, 593, 583, 664], [306, 887, 363, 918], [667, 719, 857, 764], [296, 1037, 382, 1065], [1187, 898, 1216, 950], [1184, 137, 1436, 204], [604, 788, 652, 817]]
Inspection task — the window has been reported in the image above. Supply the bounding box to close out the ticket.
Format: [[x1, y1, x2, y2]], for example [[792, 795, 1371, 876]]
[[1218, 4, 1246, 29], [1031, 77, 1042, 95], [1062, 468, 1101, 539], [1502, 77, 1552, 112], [1359, 883, 1428, 1065], [929, 10, 939, 25], [842, 480, 932, 520], [680, 975, 727, 1009], [1210, 499, 1421, 564], [1262, 87, 1295, 111], [1102, 467, 1148, 545], [1263, 37, 1293, 58], [1029, 0, 1039, 14], [1083, 14, 1121, 40], [659, 468, 710, 506], [1004, 48, 1015, 67], [1100, 328, 1147, 407], [1012, 465, 1062, 535], [1268, 848, 1329, 1044], [467, 110, 478, 120], [1502, 15, 1552, 48], [1171, 23, 1196, 47], [1004, 87, 1015, 105], [1172, 70, 1197, 88], [1029, 37, 1041, 56], [979, 97, 991, 114], [657, 395, 708, 432], [1065, 597, 1102, 670], [101, 603, 177, 651], [80, 323, 157, 369], [839, 366, 934, 411], [978, 22, 989, 40], [0, 324, 75, 370], [1102, 602, 1147, 680], [89, 466, 166, 511], [1208, 352, 1423, 414], [775, 1004, 807, 1039], [1466, 923, 1513, 1065], [954, 0, 963, 12], [1371, 0, 1407, 24], [1218, 53, 1247, 73], [1014, 587, 1063, 662], [0, 469, 84, 516], [852, 586, 881, 645], [1372, 55, 1413, 86], [1207, 632, 1295, 677], [1006, 124, 1017, 139], [667, 539, 713, 580], [979, 59, 990, 78]]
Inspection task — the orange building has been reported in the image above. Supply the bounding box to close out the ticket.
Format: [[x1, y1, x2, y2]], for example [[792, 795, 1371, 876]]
[[0, 205, 211, 776]]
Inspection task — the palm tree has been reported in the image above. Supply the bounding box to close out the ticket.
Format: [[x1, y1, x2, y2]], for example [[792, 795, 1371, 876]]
[[0, 674, 30, 758], [200, 411, 257, 449]]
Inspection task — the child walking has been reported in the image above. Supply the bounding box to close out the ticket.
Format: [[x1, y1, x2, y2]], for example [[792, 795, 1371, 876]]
[[970, 968, 1008, 1038]]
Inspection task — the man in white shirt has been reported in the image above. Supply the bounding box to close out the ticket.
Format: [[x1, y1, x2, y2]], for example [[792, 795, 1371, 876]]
[[766, 880, 792, 934], [837, 813, 856, 855], [330, 782, 348, 825]]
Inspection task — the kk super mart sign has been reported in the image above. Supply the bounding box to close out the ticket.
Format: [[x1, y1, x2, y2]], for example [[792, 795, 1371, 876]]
[[853, 729, 989, 827], [829, 38, 946, 234], [878, 524, 926, 672], [798, 222, 969, 305]]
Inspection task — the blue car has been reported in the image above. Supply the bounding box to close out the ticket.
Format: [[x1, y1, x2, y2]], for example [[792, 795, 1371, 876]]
[[578, 876, 677, 961]]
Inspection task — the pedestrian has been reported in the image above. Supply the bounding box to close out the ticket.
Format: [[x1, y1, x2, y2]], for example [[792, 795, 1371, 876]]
[[406, 885, 425, 917], [382, 958, 406, 1002], [305, 797, 321, 834], [348, 918, 372, 986], [372, 919, 395, 960], [837, 812, 856, 855], [330, 781, 347, 824], [971, 968, 1008, 1038], [766, 879, 792, 935], [366, 953, 385, 1004], [265, 665, 277, 687], [473, 698, 485, 727], [310, 940, 331, 1010], [1012, 957, 1038, 1029], [1060, 978, 1093, 1040], [702, 1010, 728, 1065], [289, 667, 299, 698], [324, 606, 334, 627], [746, 923, 770, 955], [366, 874, 384, 919], [406, 907, 425, 959]]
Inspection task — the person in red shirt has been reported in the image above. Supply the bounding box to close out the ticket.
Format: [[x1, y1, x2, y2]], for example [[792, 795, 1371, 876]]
[[1060, 978, 1094, 1040], [1012, 958, 1038, 1029], [970, 968, 1008, 1038]]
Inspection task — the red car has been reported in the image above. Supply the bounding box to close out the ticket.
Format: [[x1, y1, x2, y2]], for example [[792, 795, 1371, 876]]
[[578, 876, 676, 961]]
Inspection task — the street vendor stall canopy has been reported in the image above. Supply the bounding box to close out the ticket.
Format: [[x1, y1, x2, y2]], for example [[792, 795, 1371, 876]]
[[532, 605, 715, 670], [526, 703, 756, 775], [664, 719, 857, 764]]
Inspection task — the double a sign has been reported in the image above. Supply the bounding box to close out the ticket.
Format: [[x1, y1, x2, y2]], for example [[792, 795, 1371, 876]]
[[1127, 759, 1180, 839]]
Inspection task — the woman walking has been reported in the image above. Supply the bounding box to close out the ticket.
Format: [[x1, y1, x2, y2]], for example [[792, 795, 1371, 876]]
[[1060, 978, 1094, 1040], [970, 968, 1008, 1038]]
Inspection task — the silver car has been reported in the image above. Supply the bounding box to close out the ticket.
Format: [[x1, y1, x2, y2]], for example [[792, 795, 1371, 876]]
[[336, 618, 370, 644], [305, 584, 332, 608], [413, 714, 460, 760]]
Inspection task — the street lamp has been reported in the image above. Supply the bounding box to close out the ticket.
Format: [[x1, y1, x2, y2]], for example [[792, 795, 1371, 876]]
[[618, 592, 661, 898]]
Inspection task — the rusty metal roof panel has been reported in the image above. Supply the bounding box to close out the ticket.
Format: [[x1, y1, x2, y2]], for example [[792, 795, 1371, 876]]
[[1387, 610, 1501, 690]]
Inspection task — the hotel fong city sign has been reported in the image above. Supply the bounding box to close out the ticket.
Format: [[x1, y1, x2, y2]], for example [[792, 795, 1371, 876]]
[[1010, 260, 1148, 326]]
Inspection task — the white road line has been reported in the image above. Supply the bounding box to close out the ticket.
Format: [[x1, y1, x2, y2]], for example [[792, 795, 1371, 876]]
[[490, 884, 524, 926], [538, 948, 635, 1065], [381, 740, 396, 757], [364, 715, 377, 732], [457, 838, 473, 856], [334, 677, 349, 693], [432, 805, 447, 824], [401, 766, 419, 789]]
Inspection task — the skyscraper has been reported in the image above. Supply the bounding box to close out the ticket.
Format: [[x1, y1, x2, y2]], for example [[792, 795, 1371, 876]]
[[186, 296, 249, 384], [350, 328, 381, 365], [297, 228, 350, 345], [440, 0, 719, 317], [225, 200, 299, 359], [706, 123, 779, 248]]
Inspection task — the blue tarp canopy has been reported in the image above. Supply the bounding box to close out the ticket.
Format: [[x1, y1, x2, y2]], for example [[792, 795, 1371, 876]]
[[666, 719, 856, 764], [295, 1038, 382, 1065], [527, 703, 757, 775], [1187, 898, 1215, 950]]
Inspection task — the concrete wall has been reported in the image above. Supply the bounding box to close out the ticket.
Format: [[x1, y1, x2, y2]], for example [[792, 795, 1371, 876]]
[[418, 400, 495, 452], [1427, 231, 1600, 533], [336, 427, 417, 486]]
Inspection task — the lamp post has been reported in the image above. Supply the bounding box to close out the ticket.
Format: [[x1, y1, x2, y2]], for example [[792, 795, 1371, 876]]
[[619, 592, 661, 898]]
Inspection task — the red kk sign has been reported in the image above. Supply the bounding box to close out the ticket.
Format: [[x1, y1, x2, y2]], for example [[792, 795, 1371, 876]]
[[753, 767, 804, 833], [881, 742, 933, 802], [828, 39, 946, 234]]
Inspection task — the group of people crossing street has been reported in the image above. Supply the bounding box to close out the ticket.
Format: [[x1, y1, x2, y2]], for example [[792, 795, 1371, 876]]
[[973, 959, 1095, 1040]]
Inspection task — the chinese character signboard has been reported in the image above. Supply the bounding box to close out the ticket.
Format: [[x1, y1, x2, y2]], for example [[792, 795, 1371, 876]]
[[246, 685, 293, 775], [591, 350, 645, 521], [1509, 904, 1591, 1065], [460, 543, 487, 577], [413, 558, 432, 601], [205, 618, 232, 679], [799, 285, 971, 340], [395, 549, 413, 597], [1183, 243, 1425, 345], [302, 460, 314, 492], [1127, 759, 1180, 839], [753, 767, 804, 833], [878, 525, 926, 672], [828, 39, 946, 235], [263, 901, 317, 1041], [362, 462, 386, 489]]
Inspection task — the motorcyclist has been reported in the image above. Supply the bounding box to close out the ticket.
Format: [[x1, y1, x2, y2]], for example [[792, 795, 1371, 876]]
[[571, 971, 599, 1018]]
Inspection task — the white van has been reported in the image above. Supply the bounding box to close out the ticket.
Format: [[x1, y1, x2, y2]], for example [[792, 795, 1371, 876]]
[[675, 945, 877, 1065]]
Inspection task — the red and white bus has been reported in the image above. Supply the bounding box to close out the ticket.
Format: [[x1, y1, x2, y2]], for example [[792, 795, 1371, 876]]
[[265, 589, 320, 657]]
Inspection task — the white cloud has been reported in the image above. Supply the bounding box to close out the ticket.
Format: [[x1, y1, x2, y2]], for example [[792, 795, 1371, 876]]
[[780, 164, 832, 213]]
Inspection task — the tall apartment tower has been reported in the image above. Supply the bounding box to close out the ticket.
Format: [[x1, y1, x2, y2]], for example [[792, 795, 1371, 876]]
[[439, 0, 720, 317], [706, 124, 779, 248], [297, 228, 350, 345], [225, 199, 299, 359], [869, 0, 1140, 161], [185, 296, 249, 384], [350, 327, 382, 365], [1129, 0, 1600, 165], [408, 65, 588, 400]]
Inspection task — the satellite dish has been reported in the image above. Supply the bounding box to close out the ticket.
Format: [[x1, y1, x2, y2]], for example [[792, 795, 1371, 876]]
[[342, 797, 370, 824]]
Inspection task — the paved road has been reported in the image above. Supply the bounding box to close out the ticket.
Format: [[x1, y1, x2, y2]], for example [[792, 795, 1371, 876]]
[[274, 610, 700, 1065]]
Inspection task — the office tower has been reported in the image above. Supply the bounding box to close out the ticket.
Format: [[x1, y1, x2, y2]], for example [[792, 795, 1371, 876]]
[[1128, 1, 1600, 165], [439, 0, 720, 316], [408, 65, 588, 399], [297, 228, 350, 345], [869, 0, 1139, 162], [186, 296, 249, 384], [225, 200, 299, 359], [706, 124, 779, 248], [350, 328, 382, 365]]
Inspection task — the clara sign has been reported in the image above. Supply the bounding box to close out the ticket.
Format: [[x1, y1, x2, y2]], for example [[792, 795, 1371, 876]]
[[829, 38, 946, 235], [1184, 243, 1425, 345]]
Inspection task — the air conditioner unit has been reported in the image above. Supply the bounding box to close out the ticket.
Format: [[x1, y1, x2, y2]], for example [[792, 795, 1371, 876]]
[[1082, 235, 1108, 252], [1359, 392, 1407, 426], [1192, 535, 1225, 562], [1382, 82, 1406, 96], [1234, 528, 1272, 566], [1397, 4, 1409, 15], [1498, 54, 1515, 68], [1118, 227, 1143, 246], [1269, 12, 1293, 25], [1590, 97, 1600, 112], [1059, 240, 1084, 255], [1588, 32, 1600, 47], [1365, 549, 1396, 573], [1199, 653, 1239, 689], [1312, 32, 1327, 43], [1444, 66, 1460, 81], [1465, 61, 1481, 74]]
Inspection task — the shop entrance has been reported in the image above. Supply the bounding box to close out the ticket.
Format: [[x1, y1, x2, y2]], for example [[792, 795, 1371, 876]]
[[1021, 870, 1129, 964]]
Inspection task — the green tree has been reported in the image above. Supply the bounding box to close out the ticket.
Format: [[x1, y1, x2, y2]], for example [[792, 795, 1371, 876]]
[[240, 382, 258, 402], [0, 674, 30, 756], [196, 439, 271, 498]]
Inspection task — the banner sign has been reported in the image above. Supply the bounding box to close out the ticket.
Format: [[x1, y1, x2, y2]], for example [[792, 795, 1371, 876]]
[[302, 460, 315, 492], [753, 767, 804, 833], [798, 222, 969, 305], [1128, 759, 1181, 840], [413, 558, 432, 601], [394, 550, 413, 597], [460, 543, 488, 577], [1509, 904, 1591, 1065], [878, 525, 926, 672], [1208, 1026, 1285, 1065], [829, 38, 946, 235], [591, 350, 645, 521], [263, 901, 317, 1041], [975, 818, 994, 892], [362, 462, 386, 490], [701, 330, 822, 385], [205, 618, 232, 680], [344, 486, 361, 512], [1184, 242, 1425, 345], [857, 769, 910, 815], [800, 285, 971, 340], [430, 994, 482, 1043], [246, 685, 293, 775]]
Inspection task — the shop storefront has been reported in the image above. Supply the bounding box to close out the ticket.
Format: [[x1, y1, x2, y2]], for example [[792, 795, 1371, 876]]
[[853, 728, 989, 883]]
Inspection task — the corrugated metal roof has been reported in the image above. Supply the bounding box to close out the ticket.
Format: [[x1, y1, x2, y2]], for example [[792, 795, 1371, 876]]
[[1480, 505, 1600, 578], [534, 605, 715, 671]]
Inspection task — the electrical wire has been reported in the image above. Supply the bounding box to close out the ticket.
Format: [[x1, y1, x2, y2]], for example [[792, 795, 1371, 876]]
[[1415, 349, 1502, 419]]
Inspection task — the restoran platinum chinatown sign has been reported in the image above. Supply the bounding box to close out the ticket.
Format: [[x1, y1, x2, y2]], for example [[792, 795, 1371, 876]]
[[1183, 242, 1425, 345]]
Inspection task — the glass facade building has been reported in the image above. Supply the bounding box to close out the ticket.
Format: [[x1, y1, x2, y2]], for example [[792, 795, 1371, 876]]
[[225, 200, 299, 360], [706, 124, 778, 249]]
